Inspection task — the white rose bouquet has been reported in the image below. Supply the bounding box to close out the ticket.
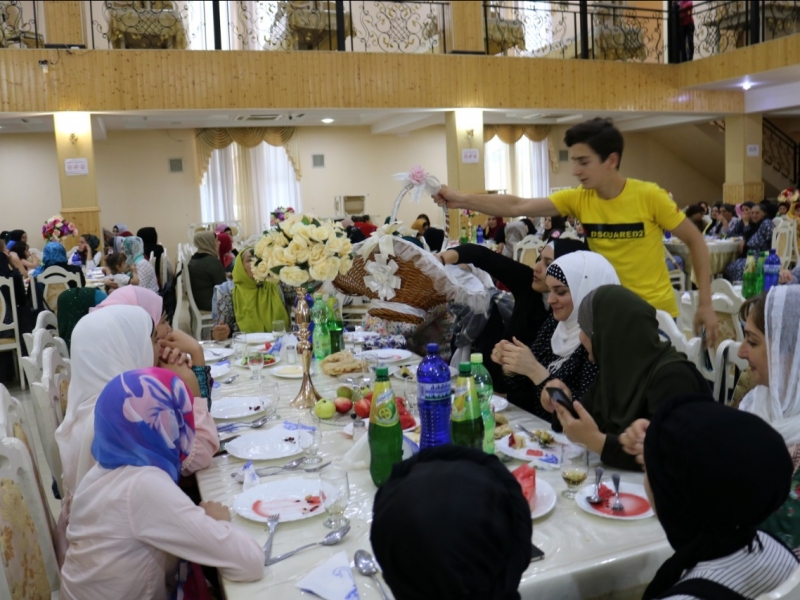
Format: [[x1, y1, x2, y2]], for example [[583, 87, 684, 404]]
[[253, 213, 354, 287]]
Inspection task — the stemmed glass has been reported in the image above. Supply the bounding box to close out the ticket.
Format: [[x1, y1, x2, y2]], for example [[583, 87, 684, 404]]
[[260, 381, 280, 421], [271, 320, 286, 339], [320, 467, 350, 529], [233, 333, 248, 363], [299, 414, 322, 465], [560, 445, 589, 499], [247, 352, 264, 381]]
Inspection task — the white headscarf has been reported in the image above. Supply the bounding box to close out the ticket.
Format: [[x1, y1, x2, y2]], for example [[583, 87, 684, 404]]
[[501, 221, 528, 258], [55, 305, 154, 497], [547, 251, 620, 370], [740, 286, 800, 445]]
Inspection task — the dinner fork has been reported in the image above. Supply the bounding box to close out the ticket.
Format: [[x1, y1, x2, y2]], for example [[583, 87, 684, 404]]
[[263, 514, 280, 565], [611, 473, 624, 512]]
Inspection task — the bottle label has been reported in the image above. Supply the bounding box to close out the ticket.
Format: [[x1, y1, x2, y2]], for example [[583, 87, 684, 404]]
[[452, 378, 480, 422], [371, 386, 398, 427], [419, 381, 451, 402]]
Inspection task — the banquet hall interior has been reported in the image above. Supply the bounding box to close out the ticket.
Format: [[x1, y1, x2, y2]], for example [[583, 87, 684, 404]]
[[4, 1, 800, 598]]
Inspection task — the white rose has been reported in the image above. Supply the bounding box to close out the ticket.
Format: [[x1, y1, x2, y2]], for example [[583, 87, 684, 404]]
[[288, 239, 310, 264], [309, 256, 341, 281], [309, 225, 329, 242], [253, 260, 273, 281], [279, 266, 310, 287], [338, 255, 354, 275], [254, 237, 271, 260], [308, 243, 328, 265], [289, 222, 312, 244], [269, 246, 293, 270], [326, 235, 346, 254], [269, 231, 289, 247], [340, 239, 353, 256]]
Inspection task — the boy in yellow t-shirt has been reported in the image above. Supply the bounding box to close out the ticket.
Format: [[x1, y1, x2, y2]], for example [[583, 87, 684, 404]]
[[434, 118, 716, 342]]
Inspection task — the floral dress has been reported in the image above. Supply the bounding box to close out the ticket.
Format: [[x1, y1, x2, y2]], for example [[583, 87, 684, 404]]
[[723, 219, 776, 282], [211, 281, 237, 337], [761, 444, 800, 558]]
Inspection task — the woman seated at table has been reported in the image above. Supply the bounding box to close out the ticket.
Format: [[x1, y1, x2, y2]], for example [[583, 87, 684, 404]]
[[30, 241, 86, 313], [188, 231, 227, 311], [493, 251, 619, 419], [371, 446, 532, 600], [540, 215, 566, 242], [76, 234, 102, 268], [499, 220, 528, 258], [724, 201, 777, 282], [641, 394, 797, 600], [123, 236, 160, 294], [218, 231, 235, 273], [137, 226, 172, 290], [485, 215, 505, 241], [210, 248, 289, 341], [56, 287, 108, 351], [439, 239, 587, 395], [60, 368, 263, 599], [9, 241, 38, 274], [549, 285, 710, 470]]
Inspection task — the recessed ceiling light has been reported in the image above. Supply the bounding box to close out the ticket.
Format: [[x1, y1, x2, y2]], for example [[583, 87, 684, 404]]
[[321, 118, 334, 124], [742, 81, 752, 90]]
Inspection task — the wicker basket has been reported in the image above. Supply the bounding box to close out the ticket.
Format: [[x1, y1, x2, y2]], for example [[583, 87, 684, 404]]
[[333, 182, 450, 324]]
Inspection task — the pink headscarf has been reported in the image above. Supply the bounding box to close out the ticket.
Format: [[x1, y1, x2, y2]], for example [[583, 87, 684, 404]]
[[90, 286, 163, 326], [215, 224, 229, 234]]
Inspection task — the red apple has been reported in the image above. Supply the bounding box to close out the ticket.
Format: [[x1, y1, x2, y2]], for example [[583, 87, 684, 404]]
[[354, 398, 371, 419], [362, 392, 373, 403], [334, 397, 353, 414]]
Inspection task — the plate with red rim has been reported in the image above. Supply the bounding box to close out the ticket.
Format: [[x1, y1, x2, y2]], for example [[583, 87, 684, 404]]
[[575, 481, 654, 520], [355, 349, 413, 364], [233, 478, 332, 523]]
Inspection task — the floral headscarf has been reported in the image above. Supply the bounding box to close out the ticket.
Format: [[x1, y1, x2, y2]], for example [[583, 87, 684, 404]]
[[91, 368, 196, 483], [31, 241, 68, 277], [123, 236, 145, 266]]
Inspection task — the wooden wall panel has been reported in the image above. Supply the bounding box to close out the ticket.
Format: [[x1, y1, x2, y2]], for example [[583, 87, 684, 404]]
[[60, 207, 101, 248], [0, 49, 743, 114], [448, 1, 485, 54], [43, 1, 84, 46]]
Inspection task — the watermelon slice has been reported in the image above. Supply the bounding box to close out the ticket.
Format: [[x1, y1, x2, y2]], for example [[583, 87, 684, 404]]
[[395, 397, 416, 430], [512, 463, 537, 511]]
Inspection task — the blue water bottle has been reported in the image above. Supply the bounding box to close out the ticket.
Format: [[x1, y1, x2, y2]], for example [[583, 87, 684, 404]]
[[763, 248, 781, 293], [416, 343, 452, 449], [476, 225, 484, 245]]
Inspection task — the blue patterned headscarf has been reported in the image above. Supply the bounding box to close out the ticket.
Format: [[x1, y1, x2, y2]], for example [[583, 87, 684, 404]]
[[123, 236, 145, 266], [92, 368, 196, 482], [31, 241, 68, 277]]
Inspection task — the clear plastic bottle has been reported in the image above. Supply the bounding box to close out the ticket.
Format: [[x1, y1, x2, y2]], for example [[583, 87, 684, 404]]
[[470, 353, 495, 454], [311, 292, 331, 361], [416, 343, 452, 450], [763, 248, 781, 293]]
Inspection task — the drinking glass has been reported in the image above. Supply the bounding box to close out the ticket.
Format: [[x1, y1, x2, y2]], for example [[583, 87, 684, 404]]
[[260, 381, 280, 421], [299, 414, 322, 465], [560, 445, 589, 499], [404, 380, 419, 417], [247, 352, 265, 381], [271, 320, 286, 338], [320, 467, 350, 529], [233, 333, 248, 362]]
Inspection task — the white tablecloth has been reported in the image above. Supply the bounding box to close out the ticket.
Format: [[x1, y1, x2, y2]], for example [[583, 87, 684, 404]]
[[665, 238, 740, 281], [196, 350, 671, 600]]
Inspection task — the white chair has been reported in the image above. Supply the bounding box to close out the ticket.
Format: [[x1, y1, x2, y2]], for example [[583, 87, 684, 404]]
[[188, 221, 243, 245], [0, 437, 60, 599], [20, 328, 69, 386], [772, 219, 796, 269], [29, 350, 68, 499], [31, 265, 83, 312], [655, 309, 702, 366], [181, 260, 214, 340], [557, 230, 582, 241], [676, 290, 697, 340], [0, 276, 26, 389], [665, 247, 686, 292], [513, 235, 545, 268], [712, 340, 748, 406], [23, 309, 59, 354], [692, 292, 744, 384], [756, 566, 800, 599]]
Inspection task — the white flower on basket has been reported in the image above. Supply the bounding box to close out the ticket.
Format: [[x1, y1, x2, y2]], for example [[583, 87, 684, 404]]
[[339, 255, 353, 276], [310, 256, 340, 281], [309, 225, 330, 242], [326, 235, 346, 254], [364, 253, 402, 301], [279, 266, 310, 286]]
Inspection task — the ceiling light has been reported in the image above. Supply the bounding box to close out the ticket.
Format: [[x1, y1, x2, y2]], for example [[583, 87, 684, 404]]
[[321, 118, 334, 124], [742, 81, 752, 90]]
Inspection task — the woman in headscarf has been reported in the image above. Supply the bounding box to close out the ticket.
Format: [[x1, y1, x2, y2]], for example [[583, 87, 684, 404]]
[[76, 234, 102, 268], [422, 227, 445, 253], [5, 229, 27, 250], [56, 287, 107, 351], [8, 241, 38, 275], [541, 216, 566, 242], [550, 285, 710, 470], [188, 231, 227, 312], [123, 235, 159, 293], [214, 223, 232, 235], [724, 201, 775, 282], [641, 394, 797, 599], [210, 248, 289, 341], [439, 238, 587, 394], [112, 223, 128, 234], [29, 241, 86, 313], [137, 226, 172, 290], [371, 446, 532, 600], [494, 251, 619, 419], [218, 232, 235, 272], [485, 216, 505, 241], [0, 239, 30, 362], [499, 220, 528, 258], [60, 368, 263, 599]]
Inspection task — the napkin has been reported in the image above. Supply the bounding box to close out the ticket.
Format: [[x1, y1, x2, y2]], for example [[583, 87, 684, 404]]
[[335, 431, 370, 471], [295, 551, 360, 600]]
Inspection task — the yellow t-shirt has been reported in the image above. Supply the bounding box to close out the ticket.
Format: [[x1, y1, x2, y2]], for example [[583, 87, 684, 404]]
[[550, 179, 685, 316]]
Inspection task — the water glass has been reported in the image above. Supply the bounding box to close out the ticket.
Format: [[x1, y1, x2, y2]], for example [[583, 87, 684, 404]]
[[299, 414, 322, 465], [560, 445, 589, 499], [404, 380, 419, 416], [233, 333, 248, 362], [247, 352, 264, 381], [351, 420, 366, 444], [260, 381, 280, 421], [271, 320, 286, 338], [320, 467, 350, 529]]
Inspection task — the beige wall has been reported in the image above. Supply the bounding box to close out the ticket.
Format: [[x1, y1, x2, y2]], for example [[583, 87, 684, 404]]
[[296, 125, 449, 229], [549, 126, 724, 206]]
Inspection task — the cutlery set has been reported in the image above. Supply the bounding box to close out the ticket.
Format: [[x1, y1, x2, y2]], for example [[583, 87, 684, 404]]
[[586, 467, 625, 512]]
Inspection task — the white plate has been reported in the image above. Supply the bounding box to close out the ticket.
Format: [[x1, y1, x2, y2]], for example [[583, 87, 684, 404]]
[[495, 432, 566, 468], [490, 395, 508, 412], [203, 347, 235, 363], [233, 478, 327, 523], [241, 332, 275, 345], [209, 363, 231, 379], [210, 396, 265, 420], [575, 481, 654, 521], [532, 479, 557, 520], [355, 349, 413, 364], [235, 354, 280, 368], [272, 365, 304, 379], [389, 364, 457, 383], [343, 331, 380, 344], [224, 425, 305, 461]]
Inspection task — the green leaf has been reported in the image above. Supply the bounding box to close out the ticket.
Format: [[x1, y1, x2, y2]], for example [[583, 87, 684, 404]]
[[302, 216, 310, 225], [270, 265, 285, 275]]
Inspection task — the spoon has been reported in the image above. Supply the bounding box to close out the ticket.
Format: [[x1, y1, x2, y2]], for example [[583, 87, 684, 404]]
[[354, 549, 391, 600], [265, 525, 350, 566], [611, 473, 624, 512], [221, 374, 239, 384], [217, 416, 270, 433], [587, 467, 605, 505], [230, 457, 304, 478]]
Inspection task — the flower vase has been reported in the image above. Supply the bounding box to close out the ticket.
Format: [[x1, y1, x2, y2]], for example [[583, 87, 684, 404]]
[[290, 286, 322, 409]]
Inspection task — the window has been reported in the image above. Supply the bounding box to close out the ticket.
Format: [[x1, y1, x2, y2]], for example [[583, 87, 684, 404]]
[[484, 136, 550, 198]]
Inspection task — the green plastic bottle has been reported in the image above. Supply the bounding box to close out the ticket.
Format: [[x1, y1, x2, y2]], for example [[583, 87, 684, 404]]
[[368, 366, 402, 487], [311, 293, 331, 360], [460, 226, 468, 245], [325, 294, 344, 354], [756, 251, 767, 295], [450, 362, 484, 450], [742, 251, 757, 299], [471, 353, 495, 454]]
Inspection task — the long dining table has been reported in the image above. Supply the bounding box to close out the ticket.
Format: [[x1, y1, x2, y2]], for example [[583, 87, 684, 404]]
[[196, 347, 671, 600]]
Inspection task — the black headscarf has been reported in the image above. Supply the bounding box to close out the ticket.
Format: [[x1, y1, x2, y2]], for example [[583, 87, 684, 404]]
[[643, 394, 793, 599], [423, 227, 445, 253], [137, 227, 164, 284], [6, 230, 25, 243], [542, 216, 567, 242], [371, 446, 532, 600]]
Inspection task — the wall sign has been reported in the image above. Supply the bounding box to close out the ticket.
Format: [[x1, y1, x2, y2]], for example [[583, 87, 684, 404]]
[[65, 158, 89, 176], [461, 149, 480, 164], [746, 144, 760, 157]]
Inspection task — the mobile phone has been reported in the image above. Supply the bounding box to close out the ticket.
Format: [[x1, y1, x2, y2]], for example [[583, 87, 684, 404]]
[[530, 543, 545, 562], [547, 387, 579, 419]]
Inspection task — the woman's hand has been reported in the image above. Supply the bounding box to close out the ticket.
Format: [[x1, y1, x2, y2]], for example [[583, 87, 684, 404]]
[[159, 330, 204, 366], [539, 378, 568, 413], [212, 324, 231, 342], [780, 269, 795, 285], [157, 360, 201, 398], [619, 418, 649, 466], [500, 338, 547, 382], [200, 501, 231, 522], [554, 400, 606, 456], [437, 249, 459, 265]]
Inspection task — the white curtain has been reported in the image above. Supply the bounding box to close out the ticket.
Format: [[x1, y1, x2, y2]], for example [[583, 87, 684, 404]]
[[484, 136, 550, 197], [200, 145, 236, 222], [250, 142, 302, 230]]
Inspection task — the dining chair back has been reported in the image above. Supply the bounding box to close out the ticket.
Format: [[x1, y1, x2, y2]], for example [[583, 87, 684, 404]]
[[772, 219, 796, 269], [23, 309, 58, 353], [0, 276, 27, 389], [31, 265, 83, 312], [692, 292, 744, 385], [513, 235, 544, 268], [665, 246, 686, 292], [755, 565, 800, 599], [29, 349, 68, 499], [181, 258, 214, 340], [712, 340, 748, 406]]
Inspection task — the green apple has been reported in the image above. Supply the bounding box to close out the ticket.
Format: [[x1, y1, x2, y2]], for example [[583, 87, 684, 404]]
[[336, 385, 353, 400], [313, 399, 336, 419]]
